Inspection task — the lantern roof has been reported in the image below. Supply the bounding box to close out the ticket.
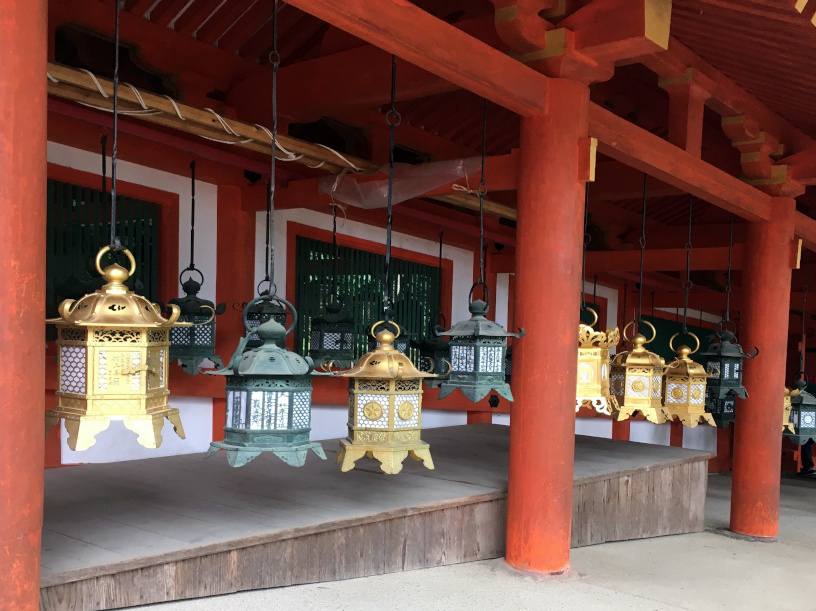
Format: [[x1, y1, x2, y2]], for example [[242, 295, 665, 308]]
[[212, 318, 313, 377], [612, 334, 665, 368], [790, 379, 816, 408], [437, 300, 523, 339], [340, 327, 434, 379], [48, 251, 187, 328], [665, 345, 708, 377], [311, 300, 354, 325], [700, 329, 753, 359]]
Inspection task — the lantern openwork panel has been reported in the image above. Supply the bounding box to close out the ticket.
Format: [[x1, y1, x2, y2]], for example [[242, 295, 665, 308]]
[[784, 378, 816, 446], [576, 309, 619, 416], [309, 301, 356, 370], [662, 335, 713, 428], [699, 324, 754, 428], [207, 296, 325, 467], [610, 321, 668, 423], [46, 247, 187, 451], [168, 275, 225, 375], [337, 322, 436, 475]]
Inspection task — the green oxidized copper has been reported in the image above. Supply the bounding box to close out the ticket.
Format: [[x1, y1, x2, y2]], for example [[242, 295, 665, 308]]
[[206, 295, 325, 467], [168, 274, 226, 374]]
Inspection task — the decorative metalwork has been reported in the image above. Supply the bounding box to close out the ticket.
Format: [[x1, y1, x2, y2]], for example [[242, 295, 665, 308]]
[[662, 333, 713, 427], [785, 374, 816, 446], [610, 320, 669, 423], [207, 295, 325, 467], [576, 308, 620, 416], [168, 270, 224, 374], [45, 247, 189, 450], [335, 321, 436, 474], [310, 299, 356, 369], [699, 321, 756, 428]]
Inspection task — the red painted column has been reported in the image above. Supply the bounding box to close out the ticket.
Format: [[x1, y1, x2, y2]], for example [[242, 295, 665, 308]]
[[506, 79, 589, 573], [730, 199, 795, 538], [0, 0, 48, 607]]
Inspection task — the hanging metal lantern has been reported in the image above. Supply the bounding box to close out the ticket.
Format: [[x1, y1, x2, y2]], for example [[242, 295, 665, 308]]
[[662, 333, 714, 427], [784, 387, 795, 435], [244, 295, 287, 349], [436, 287, 524, 403], [368, 314, 412, 354], [168, 269, 225, 374], [698, 321, 756, 428], [610, 320, 668, 423], [411, 333, 450, 389], [207, 296, 326, 467], [309, 298, 356, 369], [335, 321, 436, 474], [504, 345, 513, 384], [576, 308, 620, 416], [784, 374, 816, 446], [45, 247, 189, 450]]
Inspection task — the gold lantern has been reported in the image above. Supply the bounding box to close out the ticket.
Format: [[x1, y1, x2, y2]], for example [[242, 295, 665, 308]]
[[610, 321, 669, 423], [336, 321, 436, 474], [784, 387, 796, 434], [662, 333, 713, 427], [576, 308, 620, 415], [45, 247, 189, 451]]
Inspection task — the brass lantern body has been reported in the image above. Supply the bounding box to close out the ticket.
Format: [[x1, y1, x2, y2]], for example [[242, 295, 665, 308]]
[[783, 388, 795, 435], [45, 247, 189, 451], [336, 321, 436, 475], [575, 309, 620, 416], [610, 321, 668, 423], [662, 335, 713, 428]]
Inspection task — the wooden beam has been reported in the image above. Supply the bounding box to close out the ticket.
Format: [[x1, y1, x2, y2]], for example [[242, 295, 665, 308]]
[[283, 0, 549, 116], [781, 146, 816, 185], [586, 246, 744, 273], [794, 211, 816, 252], [588, 103, 773, 222]]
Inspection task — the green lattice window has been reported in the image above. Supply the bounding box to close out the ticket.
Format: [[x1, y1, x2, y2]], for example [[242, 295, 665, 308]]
[[641, 314, 711, 364], [294, 236, 441, 361], [46, 179, 159, 318]]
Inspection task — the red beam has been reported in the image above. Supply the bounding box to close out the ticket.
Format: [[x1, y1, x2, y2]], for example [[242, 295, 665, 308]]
[[586, 246, 745, 272], [284, 0, 549, 116], [588, 103, 773, 222]]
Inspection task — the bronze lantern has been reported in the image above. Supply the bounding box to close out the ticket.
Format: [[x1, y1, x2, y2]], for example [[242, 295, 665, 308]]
[[45, 247, 189, 450], [168, 270, 225, 374], [610, 320, 668, 423], [662, 333, 713, 427]]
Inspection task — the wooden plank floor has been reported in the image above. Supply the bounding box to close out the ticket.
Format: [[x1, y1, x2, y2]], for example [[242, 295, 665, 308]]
[[41, 424, 711, 609]]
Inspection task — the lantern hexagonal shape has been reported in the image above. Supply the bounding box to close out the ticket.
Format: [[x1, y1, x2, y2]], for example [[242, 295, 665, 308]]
[[785, 377, 816, 446], [309, 300, 355, 370], [336, 321, 436, 475], [662, 334, 713, 428], [610, 321, 668, 423], [168, 274, 225, 374], [411, 335, 450, 389], [699, 324, 756, 428], [207, 296, 325, 467], [436, 299, 524, 403], [45, 247, 188, 451], [576, 313, 620, 416]]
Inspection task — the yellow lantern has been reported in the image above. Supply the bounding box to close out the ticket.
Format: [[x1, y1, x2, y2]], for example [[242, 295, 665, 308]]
[[662, 333, 713, 427], [610, 320, 668, 423], [576, 308, 620, 415], [335, 321, 436, 474], [45, 247, 190, 451], [783, 387, 795, 434]]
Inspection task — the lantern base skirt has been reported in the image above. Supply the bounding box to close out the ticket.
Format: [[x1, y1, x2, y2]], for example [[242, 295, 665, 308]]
[[337, 438, 434, 475], [45, 408, 185, 451], [665, 411, 715, 428], [576, 396, 617, 416], [437, 381, 513, 403], [207, 429, 326, 467], [612, 404, 670, 424], [173, 354, 224, 376]]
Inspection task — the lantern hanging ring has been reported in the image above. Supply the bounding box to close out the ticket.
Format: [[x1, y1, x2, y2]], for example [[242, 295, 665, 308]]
[[179, 266, 205, 287], [669, 331, 700, 355], [581, 306, 599, 328], [242, 294, 297, 337], [371, 319, 401, 339], [468, 280, 491, 306], [257, 278, 278, 297], [623, 319, 656, 344], [793, 370, 809, 386], [95, 245, 136, 277]]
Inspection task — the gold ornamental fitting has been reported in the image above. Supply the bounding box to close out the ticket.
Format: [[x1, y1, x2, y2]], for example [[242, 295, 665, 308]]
[[613, 320, 664, 368], [578, 308, 620, 348], [665, 333, 707, 376], [339, 320, 435, 380], [47, 246, 189, 328]]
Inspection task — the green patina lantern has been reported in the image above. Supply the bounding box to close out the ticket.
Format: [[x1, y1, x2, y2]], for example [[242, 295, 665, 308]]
[[411, 332, 450, 389], [785, 374, 816, 446], [436, 286, 524, 403], [243, 295, 287, 349], [699, 321, 757, 428], [310, 298, 356, 369], [207, 296, 325, 467], [168, 270, 226, 374]]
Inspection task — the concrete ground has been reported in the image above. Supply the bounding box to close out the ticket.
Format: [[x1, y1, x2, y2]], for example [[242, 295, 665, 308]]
[[145, 474, 816, 611]]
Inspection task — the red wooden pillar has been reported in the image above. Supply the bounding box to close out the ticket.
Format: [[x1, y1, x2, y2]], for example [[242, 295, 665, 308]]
[[506, 79, 589, 573], [0, 0, 48, 607], [730, 200, 795, 538]]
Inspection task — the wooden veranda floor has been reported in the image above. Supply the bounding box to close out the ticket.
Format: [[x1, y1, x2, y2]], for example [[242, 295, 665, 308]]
[[40, 424, 711, 610]]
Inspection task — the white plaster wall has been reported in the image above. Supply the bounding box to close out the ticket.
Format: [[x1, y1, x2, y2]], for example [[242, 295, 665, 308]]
[[48, 142, 217, 464], [575, 417, 613, 438], [630, 420, 671, 446], [682, 423, 717, 452], [495, 273, 510, 328], [60, 397, 213, 464]]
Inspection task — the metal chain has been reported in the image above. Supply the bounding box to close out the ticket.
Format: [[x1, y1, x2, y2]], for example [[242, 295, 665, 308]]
[[188, 160, 196, 270], [637, 173, 648, 322], [478, 99, 488, 288], [581, 184, 590, 310], [263, 0, 280, 296], [802, 263, 809, 372], [109, 0, 125, 251], [383, 54, 400, 322], [682, 194, 694, 333], [101, 134, 107, 196], [593, 274, 598, 308], [331, 202, 338, 298], [724, 215, 734, 321], [437, 231, 444, 320]]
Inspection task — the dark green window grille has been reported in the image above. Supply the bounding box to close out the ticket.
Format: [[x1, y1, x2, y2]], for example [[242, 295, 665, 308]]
[[641, 314, 710, 364], [294, 236, 441, 362], [46, 179, 159, 318]]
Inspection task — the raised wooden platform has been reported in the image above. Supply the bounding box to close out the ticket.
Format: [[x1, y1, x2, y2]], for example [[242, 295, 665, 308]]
[[40, 424, 711, 610]]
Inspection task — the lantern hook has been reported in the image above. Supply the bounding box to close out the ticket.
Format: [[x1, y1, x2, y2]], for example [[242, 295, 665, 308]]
[[257, 278, 278, 298], [468, 280, 490, 307], [669, 331, 700, 355], [623, 319, 656, 344], [95, 245, 136, 278]]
